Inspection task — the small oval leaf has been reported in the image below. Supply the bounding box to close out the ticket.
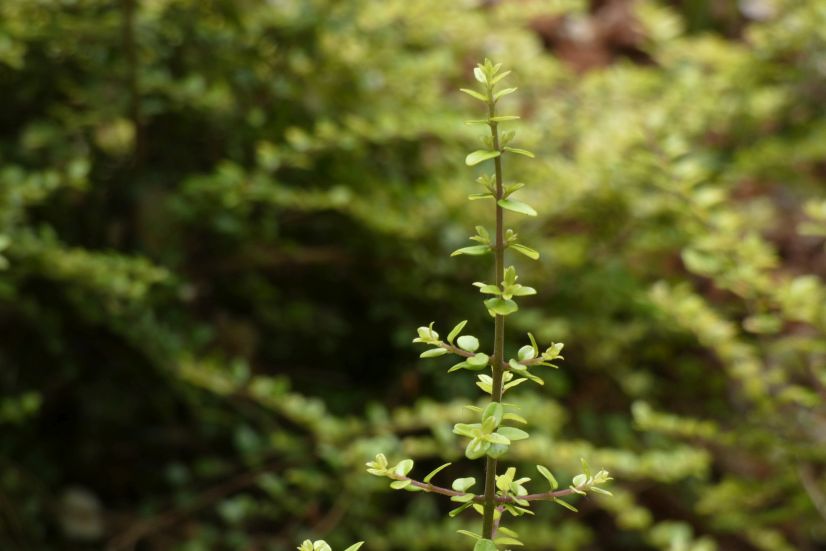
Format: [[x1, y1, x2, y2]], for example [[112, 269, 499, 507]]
[[498, 199, 537, 216], [457, 335, 480, 352], [466, 150, 501, 166], [451, 245, 491, 257], [510, 243, 540, 259], [504, 146, 535, 158], [447, 320, 467, 344]]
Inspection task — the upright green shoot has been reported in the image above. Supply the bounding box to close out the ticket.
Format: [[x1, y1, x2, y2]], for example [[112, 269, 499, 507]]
[[364, 59, 613, 550]]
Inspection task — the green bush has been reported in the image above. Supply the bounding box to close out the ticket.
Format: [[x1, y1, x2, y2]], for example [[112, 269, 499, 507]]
[[1, 0, 825, 549]]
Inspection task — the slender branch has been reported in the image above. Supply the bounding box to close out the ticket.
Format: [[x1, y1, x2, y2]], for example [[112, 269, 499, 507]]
[[393, 475, 583, 503], [483, 90, 507, 540], [405, 479, 466, 498], [437, 342, 476, 358], [436, 341, 546, 370], [514, 488, 579, 502]]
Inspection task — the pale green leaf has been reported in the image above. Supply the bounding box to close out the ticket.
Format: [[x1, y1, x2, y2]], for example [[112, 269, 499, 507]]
[[423, 462, 452, 483], [554, 497, 578, 512], [451, 477, 476, 492], [447, 320, 467, 344], [466, 352, 490, 368], [490, 70, 512, 84], [468, 193, 494, 201], [504, 412, 527, 424], [494, 536, 523, 546], [466, 150, 501, 166], [457, 335, 480, 352], [458, 529, 481, 540], [473, 539, 498, 551], [494, 87, 517, 101], [504, 146, 535, 158], [498, 199, 537, 216], [448, 502, 474, 517], [484, 297, 518, 316], [460, 88, 487, 102], [420, 348, 447, 358], [482, 402, 504, 425], [537, 465, 558, 490], [510, 243, 539, 259], [497, 427, 529, 441], [451, 245, 490, 257]]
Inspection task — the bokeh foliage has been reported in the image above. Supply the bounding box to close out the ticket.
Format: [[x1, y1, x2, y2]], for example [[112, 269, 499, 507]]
[[1, 0, 825, 549]]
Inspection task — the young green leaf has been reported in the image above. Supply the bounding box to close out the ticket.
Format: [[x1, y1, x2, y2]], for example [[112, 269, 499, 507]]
[[482, 402, 504, 426], [510, 243, 540, 259], [493, 87, 517, 101], [504, 412, 528, 424], [466, 352, 490, 369], [517, 345, 536, 361], [451, 245, 490, 257], [484, 297, 519, 316], [423, 462, 452, 484], [466, 150, 501, 166], [458, 530, 481, 541], [447, 320, 467, 344], [503, 182, 525, 197], [453, 423, 478, 438], [537, 465, 559, 490], [465, 438, 490, 459], [473, 282, 501, 295], [420, 348, 448, 358], [528, 332, 539, 356], [503, 377, 528, 391], [490, 70, 512, 85], [343, 543, 365, 551], [451, 477, 477, 493], [554, 497, 579, 512], [447, 361, 470, 373], [498, 199, 537, 216], [487, 432, 510, 445], [448, 501, 474, 517], [473, 539, 498, 551], [581, 457, 592, 479], [504, 146, 535, 158], [393, 459, 414, 477], [457, 335, 480, 352], [497, 427, 529, 441], [497, 467, 516, 491], [489, 115, 520, 122], [460, 88, 487, 102]]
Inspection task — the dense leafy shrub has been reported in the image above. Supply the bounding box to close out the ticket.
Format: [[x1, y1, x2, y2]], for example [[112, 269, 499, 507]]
[[1, 0, 825, 550]]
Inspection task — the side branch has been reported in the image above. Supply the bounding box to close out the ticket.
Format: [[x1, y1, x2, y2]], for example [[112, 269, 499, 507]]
[[436, 342, 544, 370], [394, 476, 584, 503]]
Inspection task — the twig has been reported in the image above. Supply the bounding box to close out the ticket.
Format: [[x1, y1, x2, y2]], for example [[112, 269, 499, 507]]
[[399, 476, 582, 504]]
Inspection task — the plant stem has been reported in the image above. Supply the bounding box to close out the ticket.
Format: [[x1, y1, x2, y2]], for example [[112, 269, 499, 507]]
[[395, 475, 583, 503], [482, 98, 506, 539]]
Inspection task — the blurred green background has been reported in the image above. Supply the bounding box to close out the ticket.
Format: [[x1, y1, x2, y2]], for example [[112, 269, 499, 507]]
[[1, 0, 826, 549]]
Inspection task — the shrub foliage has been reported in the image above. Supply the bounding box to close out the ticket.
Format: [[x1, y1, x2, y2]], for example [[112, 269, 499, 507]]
[[1, 0, 825, 549]]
